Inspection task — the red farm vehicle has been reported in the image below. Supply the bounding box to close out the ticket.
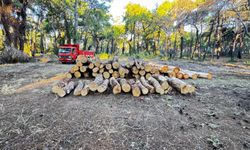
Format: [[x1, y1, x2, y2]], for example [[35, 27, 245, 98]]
[[58, 44, 95, 63]]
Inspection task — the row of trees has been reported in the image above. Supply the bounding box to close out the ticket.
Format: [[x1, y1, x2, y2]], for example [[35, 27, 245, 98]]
[[0, 0, 250, 60]]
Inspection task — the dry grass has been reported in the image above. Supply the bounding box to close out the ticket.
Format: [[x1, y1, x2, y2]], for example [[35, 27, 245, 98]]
[[15, 73, 67, 93]]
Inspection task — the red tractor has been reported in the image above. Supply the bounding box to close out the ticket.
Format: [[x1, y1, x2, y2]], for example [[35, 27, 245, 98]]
[[58, 44, 95, 63]]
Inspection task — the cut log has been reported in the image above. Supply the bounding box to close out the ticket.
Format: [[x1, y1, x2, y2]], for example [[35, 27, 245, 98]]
[[152, 74, 170, 90], [139, 70, 146, 76], [197, 72, 212, 80], [168, 66, 180, 74], [148, 63, 168, 73], [150, 67, 158, 74], [166, 77, 195, 94], [144, 64, 152, 72], [112, 62, 120, 69], [72, 66, 79, 72], [94, 59, 101, 67], [167, 71, 176, 78], [73, 80, 84, 96], [159, 65, 168, 73], [132, 66, 139, 74], [93, 67, 99, 73], [64, 81, 76, 95], [66, 73, 73, 79], [77, 55, 88, 63], [103, 71, 110, 79], [89, 74, 104, 92], [105, 63, 112, 70], [110, 77, 121, 94], [79, 66, 87, 73], [99, 64, 104, 69], [128, 79, 141, 97], [52, 78, 71, 94], [118, 67, 126, 77], [74, 71, 81, 78], [88, 63, 95, 69], [181, 70, 198, 80], [119, 78, 131, 93], [145, 73, 152, 80], [109, 69, 114, 74], [97, 79, 109, 93], [180, 72, 189, 80], [140, 76, 155, 93], [76, 61, 83, 67], [99, 68, 105, 74], [81, 81, 90, 96], [112, 57, 120, 69], [56, 81, 76, 97], [92, 72, 98, 77], [148, 77, 164, 95], [176, 72, 183, 79], [136, 80, 149, 95], [112, 71, 120, 79], [70, 68, 75, 74]]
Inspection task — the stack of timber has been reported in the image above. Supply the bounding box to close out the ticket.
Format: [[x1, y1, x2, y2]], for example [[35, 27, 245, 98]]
[[52, 55, 212, 97]]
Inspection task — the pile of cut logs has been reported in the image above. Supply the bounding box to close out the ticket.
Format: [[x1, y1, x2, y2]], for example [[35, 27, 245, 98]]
[[52, 55, 212, 97]]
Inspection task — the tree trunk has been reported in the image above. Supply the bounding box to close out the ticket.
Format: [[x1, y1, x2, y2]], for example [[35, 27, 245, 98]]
[[64, 13, 71, 44], [83, 34, 88, 50], [73, 0, 79, 44], [0, 15, 12, 46], [18, 1, 28, 51], [180, 36, 184, 58]]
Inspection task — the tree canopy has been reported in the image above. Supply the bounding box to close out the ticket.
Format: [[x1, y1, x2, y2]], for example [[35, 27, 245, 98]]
[[0, 0, 249, 60]]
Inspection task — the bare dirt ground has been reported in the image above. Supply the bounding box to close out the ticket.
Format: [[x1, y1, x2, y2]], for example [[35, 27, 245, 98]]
[[0, 60, 249, 150]]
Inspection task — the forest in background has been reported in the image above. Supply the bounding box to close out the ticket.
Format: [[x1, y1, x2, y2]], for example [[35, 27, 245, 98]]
[[0, 0, 250, 61]]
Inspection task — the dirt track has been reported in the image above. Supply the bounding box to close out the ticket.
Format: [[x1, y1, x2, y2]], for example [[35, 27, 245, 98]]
[[0, 61, 250, 150]]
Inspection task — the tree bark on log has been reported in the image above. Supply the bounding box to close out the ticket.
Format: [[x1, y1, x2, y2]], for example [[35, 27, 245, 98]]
[[81, 81, 90, 96], [197, 72, 212, 80], [52, 78, 71, 94], [73, 80, 84, 96], [136, 80, 149, 95], [168, 66, 180, 74], [128, 79, 141, 97], [181, 70, 198, 80], [152, 75, 170, 90], [89, 74, 104, 92], [110, 77, 122, 94], [140, 76, 155, 93], [55, 81, 76, 97], [148, 77, 164, 95], [97, 79, 109, 93], [119, 78, 131, 93], [166, 77, 195, 94]]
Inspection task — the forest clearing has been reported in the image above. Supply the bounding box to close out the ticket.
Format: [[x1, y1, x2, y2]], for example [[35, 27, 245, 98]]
[[1, 0, 250, 149], [0, 59, 250, 149]]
